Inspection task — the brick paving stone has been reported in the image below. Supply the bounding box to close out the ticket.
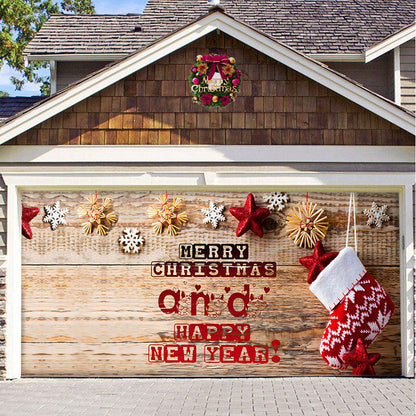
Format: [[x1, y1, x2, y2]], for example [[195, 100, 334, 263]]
[[0, 377, 414, 416]]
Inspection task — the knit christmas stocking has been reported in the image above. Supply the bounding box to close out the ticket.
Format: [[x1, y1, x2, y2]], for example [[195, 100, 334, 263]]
[[309, 246, 395, 369]]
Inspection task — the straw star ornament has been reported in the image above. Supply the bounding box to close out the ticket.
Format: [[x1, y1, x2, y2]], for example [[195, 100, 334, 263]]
[[148, 193, 188, 236], [285, 200, 328, 248], [78, 192, 117, 236]]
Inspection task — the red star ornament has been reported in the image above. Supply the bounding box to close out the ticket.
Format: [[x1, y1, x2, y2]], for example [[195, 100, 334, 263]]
[[342, 338, 381, 376], [22, 205, 39, 240], [299, 241, 338, 284], [229, 193, 270, 237]]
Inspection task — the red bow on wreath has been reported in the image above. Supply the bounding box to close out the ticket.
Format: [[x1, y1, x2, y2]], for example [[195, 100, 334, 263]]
[[202, 54, 230, 80]]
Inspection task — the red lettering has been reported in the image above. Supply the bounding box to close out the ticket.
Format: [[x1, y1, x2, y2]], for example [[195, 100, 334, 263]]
[[148, 344, 197, 363], [204, 345, 270, 364], [158, 289, 180, 314]]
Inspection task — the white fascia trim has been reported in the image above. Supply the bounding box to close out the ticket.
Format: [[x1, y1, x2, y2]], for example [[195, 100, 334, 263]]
[[203, 172, 414, 187], [50, 60, 57, 95], [365, 24, 416, 63], [309, 54, 364, 62], [2, 170, 414, 189], [0, 145, 414, 164], [0, 12, 414, 145], [32, 52, 366, 63], [26, 53, 126, 61], [401, 184, 415, 377], [394, 48, 401, 105], [4, 183, 21, 379]]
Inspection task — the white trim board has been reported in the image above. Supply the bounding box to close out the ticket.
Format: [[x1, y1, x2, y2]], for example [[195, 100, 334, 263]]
[[365, 24, 416, 63], [26, 53, 125, 62], [50, 60, 57, 95], [0, 145, 414, 164], [0, 11, 414, 145], [2, 169, 415, 379], [394, 48, 401, 105], [27, 52, 366, 63], [309, 54, 364, 62]]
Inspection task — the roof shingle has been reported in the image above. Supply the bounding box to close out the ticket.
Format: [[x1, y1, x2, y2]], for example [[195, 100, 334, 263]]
[[24, 0, 415, 56], [0, 96, 43, 122]]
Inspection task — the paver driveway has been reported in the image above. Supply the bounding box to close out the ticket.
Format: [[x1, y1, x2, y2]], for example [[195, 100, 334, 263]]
[[0, 377, 414, 416]]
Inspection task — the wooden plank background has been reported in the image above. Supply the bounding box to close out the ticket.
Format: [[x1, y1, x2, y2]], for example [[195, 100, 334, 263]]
[[21, 191, 401, 377]]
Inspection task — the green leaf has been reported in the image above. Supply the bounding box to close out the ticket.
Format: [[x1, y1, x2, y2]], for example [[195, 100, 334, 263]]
[[0, 0, 95, 94]]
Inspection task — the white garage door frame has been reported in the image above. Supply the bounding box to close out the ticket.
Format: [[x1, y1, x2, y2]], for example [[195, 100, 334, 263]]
[[2, 145, 414, 379]]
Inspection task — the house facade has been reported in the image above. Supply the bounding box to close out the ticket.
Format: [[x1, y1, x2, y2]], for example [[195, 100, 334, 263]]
[[0, 0, 414, 379]]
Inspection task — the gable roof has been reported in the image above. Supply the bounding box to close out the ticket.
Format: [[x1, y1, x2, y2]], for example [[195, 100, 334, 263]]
[[25, 0, 415, 58], [1, 9, 414, 145], [0, 97, 43, 123]]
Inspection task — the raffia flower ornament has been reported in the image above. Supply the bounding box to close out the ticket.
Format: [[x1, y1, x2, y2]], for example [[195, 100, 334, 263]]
[[285, 201, 328, 248], [148, 193, 188, 236], [78, 192, 117, 236]]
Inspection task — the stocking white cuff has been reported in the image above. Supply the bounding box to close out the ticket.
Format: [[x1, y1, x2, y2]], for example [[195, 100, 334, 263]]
[[310, 247, 367, 311]]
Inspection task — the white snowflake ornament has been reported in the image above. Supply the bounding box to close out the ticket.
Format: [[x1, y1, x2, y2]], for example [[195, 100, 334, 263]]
[[119, 227, 145, 254], [363, 202, 390, 228], [263, 192, 288, 212], [201, 202, 226, 228], [43, 201, 69, 230]]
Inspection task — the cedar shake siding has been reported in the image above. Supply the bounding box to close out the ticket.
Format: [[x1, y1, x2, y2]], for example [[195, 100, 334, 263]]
[[11, 33, 413, 146]]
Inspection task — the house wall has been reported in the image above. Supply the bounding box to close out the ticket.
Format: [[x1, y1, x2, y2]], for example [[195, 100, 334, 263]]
[[327, 53, 394, 101], [11, 33, 413, 146], [400, 39, 415, 112], [56, 61, 112, 92]]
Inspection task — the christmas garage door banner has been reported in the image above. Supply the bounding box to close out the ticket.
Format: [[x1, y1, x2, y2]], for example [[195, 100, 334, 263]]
[[20, 191, 400, 377]]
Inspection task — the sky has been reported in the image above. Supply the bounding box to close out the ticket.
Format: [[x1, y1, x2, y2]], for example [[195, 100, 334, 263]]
[[0, 0, 149, 96]]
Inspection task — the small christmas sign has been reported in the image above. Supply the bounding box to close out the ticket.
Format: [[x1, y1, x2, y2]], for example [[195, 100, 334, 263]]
[[189, 54, 241, 107]]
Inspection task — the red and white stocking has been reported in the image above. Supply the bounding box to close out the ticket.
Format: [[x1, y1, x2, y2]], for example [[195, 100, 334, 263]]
[[310, 246, 394, 369]]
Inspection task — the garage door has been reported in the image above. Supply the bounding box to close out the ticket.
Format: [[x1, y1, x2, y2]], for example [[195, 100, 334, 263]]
[[21, 191, 401, 376]]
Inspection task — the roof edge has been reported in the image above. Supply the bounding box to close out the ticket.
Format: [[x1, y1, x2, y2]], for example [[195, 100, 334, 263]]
[[0, 9, 414, 145], [47, 13, 142, 16], [365, 22, 416, 62], [25, 53, 125, 61], [26, 52, 366, 63]]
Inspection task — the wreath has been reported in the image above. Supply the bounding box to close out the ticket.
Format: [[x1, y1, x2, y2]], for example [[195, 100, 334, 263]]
[[189, 54, 241, 107]]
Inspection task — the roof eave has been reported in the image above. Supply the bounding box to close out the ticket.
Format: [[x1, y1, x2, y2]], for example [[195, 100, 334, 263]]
[[25, 53, 126, 61], [309, 53, 364, 62], [365, 23, 416, 63], [27, 52, 367, 63]]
